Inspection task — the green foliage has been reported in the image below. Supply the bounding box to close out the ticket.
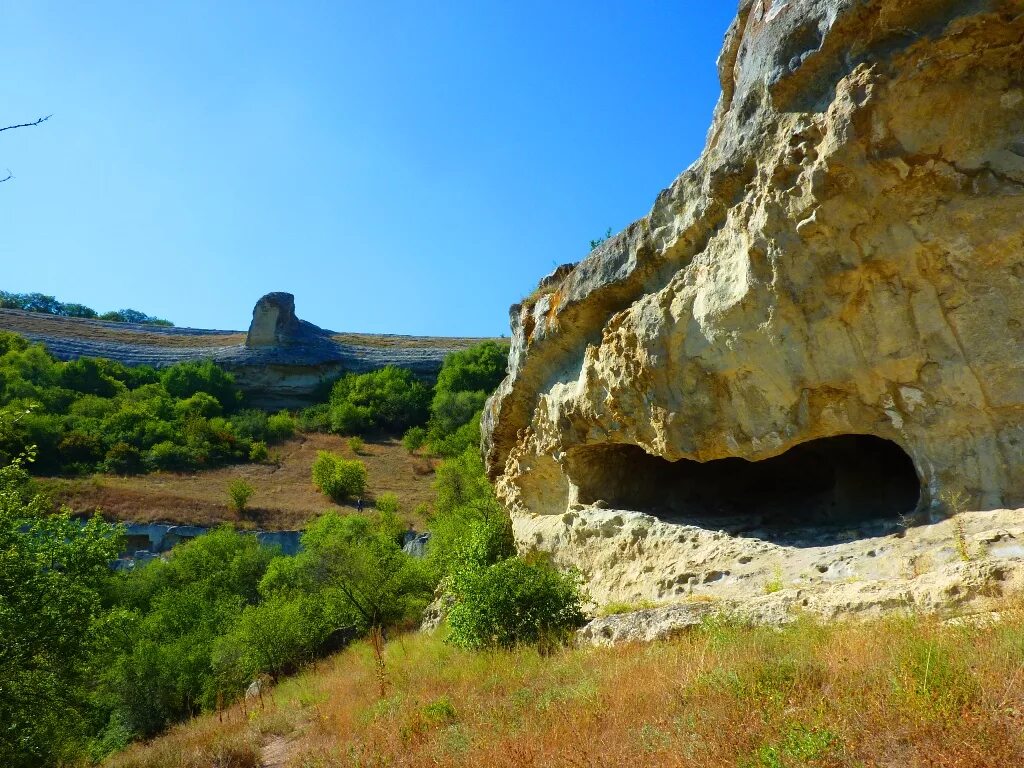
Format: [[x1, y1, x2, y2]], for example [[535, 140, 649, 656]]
[[0, 291, 173, 325], [297, 402, 331, 432], [102, 528, 276, 737], [423, 341, 508, 457], [227, 479, 254, 514], [744, 725, 840, 768], [312, 451, 367, 501], [212, 592, 331, 690], [589, 227, 613, 250], [326, 365, 431, 436], [0, 336, 293, 476], [348, 435, 366, 455], [375, 491, 400, 517], [425, 442, 583, 652], [0, 452, 123, 767], [249, 440, 269, 463], [402, 425, 427, 453], [160, 360, 241, 411], [266, 410, 296, 441], [446, 555, 586, 651], [427, 446, 514, 578], [264, 511, 434, 631]]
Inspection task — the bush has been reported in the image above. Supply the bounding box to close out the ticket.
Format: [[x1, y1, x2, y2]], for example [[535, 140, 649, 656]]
[[266, 410, 295, 442], [160, 360, 240, 411], [102, 442, 144, 474], [311, 451, 367, 502], [446, 555, 586, 650], [249, 440, 268, 463], [347, 436, 365, 455], [327, 366, 430, 436], [212, 593, 330, 689], [146, 440, 193, 472], [227, 479, 254, 514], [0, 454, 123, 767], [297, 403, 331, 432], [375, 492, 400, 517], [402, 426, 427, 453]]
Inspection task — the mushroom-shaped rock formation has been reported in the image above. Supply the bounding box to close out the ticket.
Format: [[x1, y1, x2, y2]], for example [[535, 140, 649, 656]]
[[483, 0, 1024, 610]]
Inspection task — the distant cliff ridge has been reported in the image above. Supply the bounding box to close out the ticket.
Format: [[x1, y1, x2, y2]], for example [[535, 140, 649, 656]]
[[0, 292, 488, 407]]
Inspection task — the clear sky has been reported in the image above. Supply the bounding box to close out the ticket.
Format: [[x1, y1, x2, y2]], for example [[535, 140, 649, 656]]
[[1, 1, 736, 337]]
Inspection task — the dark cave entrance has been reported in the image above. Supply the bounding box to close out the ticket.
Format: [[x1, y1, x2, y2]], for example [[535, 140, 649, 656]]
[[568, 435, 921, 534]]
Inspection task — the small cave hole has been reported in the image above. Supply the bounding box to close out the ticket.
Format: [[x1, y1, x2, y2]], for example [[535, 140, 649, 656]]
[[567, 435, 921, 538]]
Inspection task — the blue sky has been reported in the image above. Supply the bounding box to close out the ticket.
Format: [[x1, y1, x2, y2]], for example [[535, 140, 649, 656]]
[[1, 2, 736, 336]]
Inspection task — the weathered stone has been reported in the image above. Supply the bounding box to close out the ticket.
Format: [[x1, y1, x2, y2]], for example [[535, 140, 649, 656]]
[[485, 0, 1024, 609], [246, 292, 302, 347]]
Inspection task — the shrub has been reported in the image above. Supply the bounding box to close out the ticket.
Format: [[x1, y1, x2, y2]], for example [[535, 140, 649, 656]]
[[312, 451, 367, 502], [212, 593, 330, 689], [266, 410, 295, 442], [145, 441, 193, 472], [327, 366, 430, 435], [227, 479, 254, 514], [375, 492, 400, 517], [297, 403, 331, 432], [160, 360, 240, 411], [402, 426, 427, 453], [446, 555, 586, 650], [423, 340, 508, 456], [347, 436, 365, 455], [248, 440, 269, 462], [102, 442, 144, 474]]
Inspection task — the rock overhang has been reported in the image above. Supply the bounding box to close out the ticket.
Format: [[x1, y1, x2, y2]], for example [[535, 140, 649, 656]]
[[483, 0, 1024, 607]]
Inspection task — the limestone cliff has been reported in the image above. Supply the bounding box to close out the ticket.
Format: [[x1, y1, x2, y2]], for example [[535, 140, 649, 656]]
[[1, 293, 487, 408], [484, 0, 1024, 609]]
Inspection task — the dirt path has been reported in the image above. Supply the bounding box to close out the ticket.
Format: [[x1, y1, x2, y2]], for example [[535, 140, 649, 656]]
[[260, 735, 293, 768]]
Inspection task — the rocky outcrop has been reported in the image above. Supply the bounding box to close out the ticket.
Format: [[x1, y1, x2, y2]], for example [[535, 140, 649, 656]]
[[1, 293, 489, 408], [484, 0, 1024, 608]]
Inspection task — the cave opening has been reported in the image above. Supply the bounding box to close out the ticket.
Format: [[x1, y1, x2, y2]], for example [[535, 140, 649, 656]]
[[567, 435, 921, 536]]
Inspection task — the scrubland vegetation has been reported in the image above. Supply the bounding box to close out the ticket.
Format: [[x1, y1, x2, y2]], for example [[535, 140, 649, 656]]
[[2, 334, 589, 766], [0, 332, 295, 475], [9, 328, 1020, 768], [107, 608, 1024, 768]]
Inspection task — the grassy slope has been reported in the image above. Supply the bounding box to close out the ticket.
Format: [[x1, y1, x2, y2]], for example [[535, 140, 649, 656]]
[[107, 606, 1024, 768], [44, 434, 438, 530]]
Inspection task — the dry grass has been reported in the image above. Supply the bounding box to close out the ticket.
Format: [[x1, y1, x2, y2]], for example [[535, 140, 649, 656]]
[[44, 434, 438, 530], [0, 309, 493, 351], [106, 605, 1024, 767], [0, 309, 247, 347]]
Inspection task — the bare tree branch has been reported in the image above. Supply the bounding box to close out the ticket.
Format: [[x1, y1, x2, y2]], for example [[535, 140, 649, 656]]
[[0, 170, 11, 183], [0, 115, 52, 133]]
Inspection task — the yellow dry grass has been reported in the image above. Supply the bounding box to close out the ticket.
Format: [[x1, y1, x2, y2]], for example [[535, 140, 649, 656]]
[[106, 604, 1024, 768], [44, 434, 437, 530]]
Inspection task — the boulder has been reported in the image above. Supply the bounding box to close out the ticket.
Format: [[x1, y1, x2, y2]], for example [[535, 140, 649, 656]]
[[484, 0, 1024, 608]]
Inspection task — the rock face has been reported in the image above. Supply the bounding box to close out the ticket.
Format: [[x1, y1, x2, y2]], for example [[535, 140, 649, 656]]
[[484, 0, 1024, 610], [246, 292, 303, 347]]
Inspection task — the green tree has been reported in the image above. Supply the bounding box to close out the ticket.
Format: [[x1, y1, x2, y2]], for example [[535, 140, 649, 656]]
[[0, 452, 123, 767], [263, 511, 433, 633]]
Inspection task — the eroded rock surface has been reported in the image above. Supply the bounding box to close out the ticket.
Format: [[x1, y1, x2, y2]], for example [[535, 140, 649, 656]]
[[484, 0, 1024, 610]]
